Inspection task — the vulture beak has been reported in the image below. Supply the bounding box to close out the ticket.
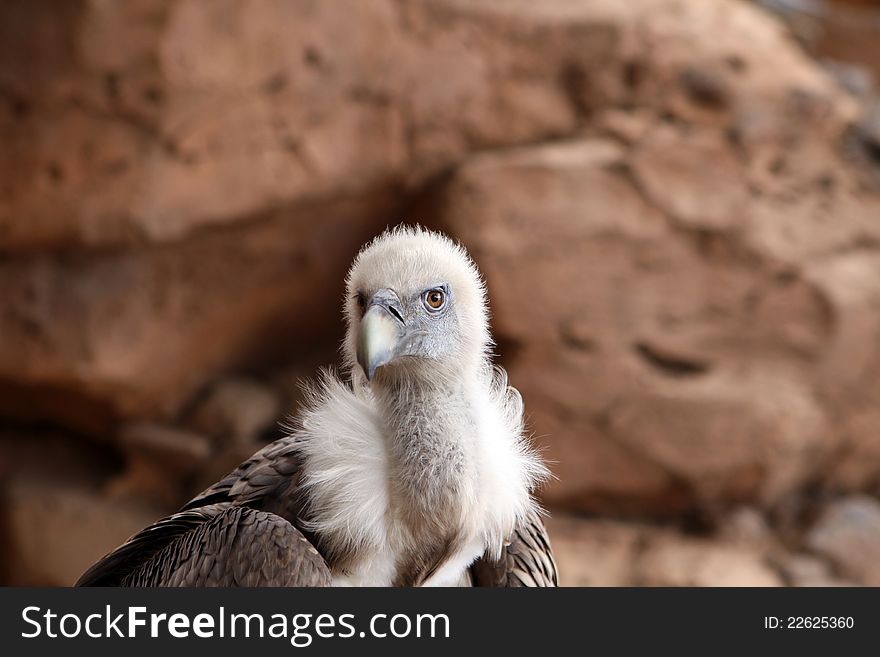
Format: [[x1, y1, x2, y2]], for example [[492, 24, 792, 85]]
[[357, 289, 406, 381]]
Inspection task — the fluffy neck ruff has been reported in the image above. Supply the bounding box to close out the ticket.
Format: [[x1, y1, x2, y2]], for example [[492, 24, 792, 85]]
[[382, 360, 543, 584], [294, 360, 546, 586], [373, 359, 539, 584]]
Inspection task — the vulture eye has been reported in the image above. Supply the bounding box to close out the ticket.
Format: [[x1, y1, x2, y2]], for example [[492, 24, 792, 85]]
[[355, 292, 366, 312], [423, 288, 446, 311]]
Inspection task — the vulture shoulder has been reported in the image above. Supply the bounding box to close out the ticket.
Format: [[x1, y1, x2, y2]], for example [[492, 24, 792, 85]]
[[182, 436, 304, 514], [471, 509, 558, 587], [76, 503, 330, 586], [76, 437, 330, 587]]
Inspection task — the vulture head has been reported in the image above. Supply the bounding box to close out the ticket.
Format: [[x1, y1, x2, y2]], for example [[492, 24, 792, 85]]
[[343, 226, 492, 383]]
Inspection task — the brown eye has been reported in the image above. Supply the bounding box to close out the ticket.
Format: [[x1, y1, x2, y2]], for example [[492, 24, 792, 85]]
[[423, 288, 445, 311], [355, 292, 366, 311]]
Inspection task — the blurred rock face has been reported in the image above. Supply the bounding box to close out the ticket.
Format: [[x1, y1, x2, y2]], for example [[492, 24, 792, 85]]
[[760, 0, 880, 81], [427, 2, 880, 512], [436, 132, 874, 512], [1, 0, 880, 577]]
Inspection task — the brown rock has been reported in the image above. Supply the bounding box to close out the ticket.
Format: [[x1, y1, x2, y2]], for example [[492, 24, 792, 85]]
[[546, 513, 784, 587], [762, 0, 880, 80], [108, 422, 212, 506], [0, 431, 117, 486], [0, 476, 161, 586], [718, 507, 773, 546], [187, 378, 282, 444], [1, 0, 879, 528], [118, 421, 212, 473], [805, 253, 880, 491], [806, 496, 880, 585], [437, 136, 838, 514], [773, 553, 855, 587], [0, 196, 391, 429], [827, 408, 880, 492], [544, 514, 644, 587], [1, 0, 866, 435], [419, 0, 879, 517], [635, 535, 782, 587], [594, 109, 653, 144], [630, 125, 750, 231], [605, 369, 830, 508]]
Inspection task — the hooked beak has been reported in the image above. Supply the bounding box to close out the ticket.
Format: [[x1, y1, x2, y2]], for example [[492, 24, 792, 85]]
[[356, 289, 406, 381]]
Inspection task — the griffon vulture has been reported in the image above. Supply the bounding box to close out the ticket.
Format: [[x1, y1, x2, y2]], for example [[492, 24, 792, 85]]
[[77, 227, 557, 587]]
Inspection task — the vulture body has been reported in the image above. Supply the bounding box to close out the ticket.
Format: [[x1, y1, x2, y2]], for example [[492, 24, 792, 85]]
[[78, 227, 557, 587]]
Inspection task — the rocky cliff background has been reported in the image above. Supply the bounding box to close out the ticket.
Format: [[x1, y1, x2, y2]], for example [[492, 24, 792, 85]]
[[2, 0, 880, 586]]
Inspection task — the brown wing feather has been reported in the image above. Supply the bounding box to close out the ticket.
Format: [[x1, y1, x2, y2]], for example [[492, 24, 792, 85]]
[[470, 509, 559, 587], [78, 436, 329, 587], [183, 436, 303, 513], [77, 503, 330, 587]]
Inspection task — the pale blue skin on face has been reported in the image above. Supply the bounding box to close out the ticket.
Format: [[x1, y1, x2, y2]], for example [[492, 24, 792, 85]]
[[355, 282, 462, 380]]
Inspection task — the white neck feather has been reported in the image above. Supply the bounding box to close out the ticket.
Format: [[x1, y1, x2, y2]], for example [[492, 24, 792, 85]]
[[294, 363, 547, 586]]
